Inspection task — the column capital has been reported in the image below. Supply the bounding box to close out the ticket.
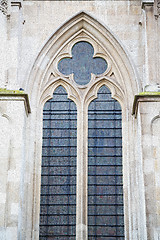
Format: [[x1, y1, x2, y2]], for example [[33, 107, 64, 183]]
[[0, 88, 31, 115], [132, 92, 160, 117]]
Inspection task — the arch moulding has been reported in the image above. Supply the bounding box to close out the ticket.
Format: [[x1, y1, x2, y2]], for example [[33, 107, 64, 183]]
[[26, 10, 140, 107]]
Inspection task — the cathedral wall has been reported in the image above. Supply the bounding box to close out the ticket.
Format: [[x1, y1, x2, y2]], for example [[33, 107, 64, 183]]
[[0, 12, 7, 88], [0, 0, 160, 239]]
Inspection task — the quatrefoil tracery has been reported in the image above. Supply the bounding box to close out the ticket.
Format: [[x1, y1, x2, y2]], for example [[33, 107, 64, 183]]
[[58, 41, 108, 86]]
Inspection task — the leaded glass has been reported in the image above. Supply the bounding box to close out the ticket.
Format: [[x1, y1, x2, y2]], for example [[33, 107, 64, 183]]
[[88, 85, 124, 239], [58, 41, 107, 85], [39, 86, 77, 240]]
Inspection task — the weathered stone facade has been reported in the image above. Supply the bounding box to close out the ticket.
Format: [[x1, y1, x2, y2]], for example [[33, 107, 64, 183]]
[[0, 0, 160, 239]]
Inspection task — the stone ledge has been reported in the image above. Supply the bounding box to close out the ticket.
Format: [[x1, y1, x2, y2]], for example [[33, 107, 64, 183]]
[[141, 0, 154, 9], [0, 88, 31, 115], [11, 1, 22, 9], [132, 92, 160, 117]]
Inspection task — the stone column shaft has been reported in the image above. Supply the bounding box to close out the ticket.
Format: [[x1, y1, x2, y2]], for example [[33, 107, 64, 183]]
[[76, 102, 88, 240]]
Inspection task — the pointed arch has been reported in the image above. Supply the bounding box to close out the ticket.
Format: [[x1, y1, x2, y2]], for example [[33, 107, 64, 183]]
[[84, 77, 125, 108], [26, 11, 140, 108], [39, 77, 81, 108]]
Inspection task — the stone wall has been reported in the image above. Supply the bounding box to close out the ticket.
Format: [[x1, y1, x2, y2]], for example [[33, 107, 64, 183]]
[[0, 0, 160, 239]]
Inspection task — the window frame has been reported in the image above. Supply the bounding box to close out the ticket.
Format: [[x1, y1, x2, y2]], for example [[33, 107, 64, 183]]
[[26, 12, 147, 240], [38, 39, 126, 240]]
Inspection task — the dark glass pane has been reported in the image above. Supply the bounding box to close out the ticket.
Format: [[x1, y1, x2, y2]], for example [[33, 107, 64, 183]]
[[88, 85, 124, 239], [58, 41, 107, 85], [39, 86, 77, 240]]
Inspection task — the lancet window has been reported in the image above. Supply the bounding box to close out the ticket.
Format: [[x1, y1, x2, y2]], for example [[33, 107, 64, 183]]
[[39, 40, 124, 240]]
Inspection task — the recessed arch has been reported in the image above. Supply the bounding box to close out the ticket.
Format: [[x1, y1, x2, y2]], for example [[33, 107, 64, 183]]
[[25, 11, 147, 240]]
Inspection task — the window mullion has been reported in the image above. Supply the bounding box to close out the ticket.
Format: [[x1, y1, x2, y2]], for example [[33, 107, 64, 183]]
[[76, 102, 88, 240]]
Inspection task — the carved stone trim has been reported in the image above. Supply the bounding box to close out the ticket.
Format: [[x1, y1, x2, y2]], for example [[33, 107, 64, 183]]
[[154, 0, 160, 19], [0, 0, 7, 15]]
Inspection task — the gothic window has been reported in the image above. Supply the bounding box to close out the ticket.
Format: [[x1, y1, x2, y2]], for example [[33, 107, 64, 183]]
[[39, 41, 124, 239]]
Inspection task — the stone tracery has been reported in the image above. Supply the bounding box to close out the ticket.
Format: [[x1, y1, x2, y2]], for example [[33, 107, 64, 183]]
[[0, 0, 7, 15], [58, 41, 107, 85]]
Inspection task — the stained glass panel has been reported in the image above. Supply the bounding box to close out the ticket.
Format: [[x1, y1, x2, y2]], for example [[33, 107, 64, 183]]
[[39, 86, 77, 240], [58, 41, 107, 85], [88, 85, 124, 239]]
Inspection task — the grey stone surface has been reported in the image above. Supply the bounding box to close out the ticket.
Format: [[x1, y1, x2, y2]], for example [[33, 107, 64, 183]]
[[0, 0, 160, 239]]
